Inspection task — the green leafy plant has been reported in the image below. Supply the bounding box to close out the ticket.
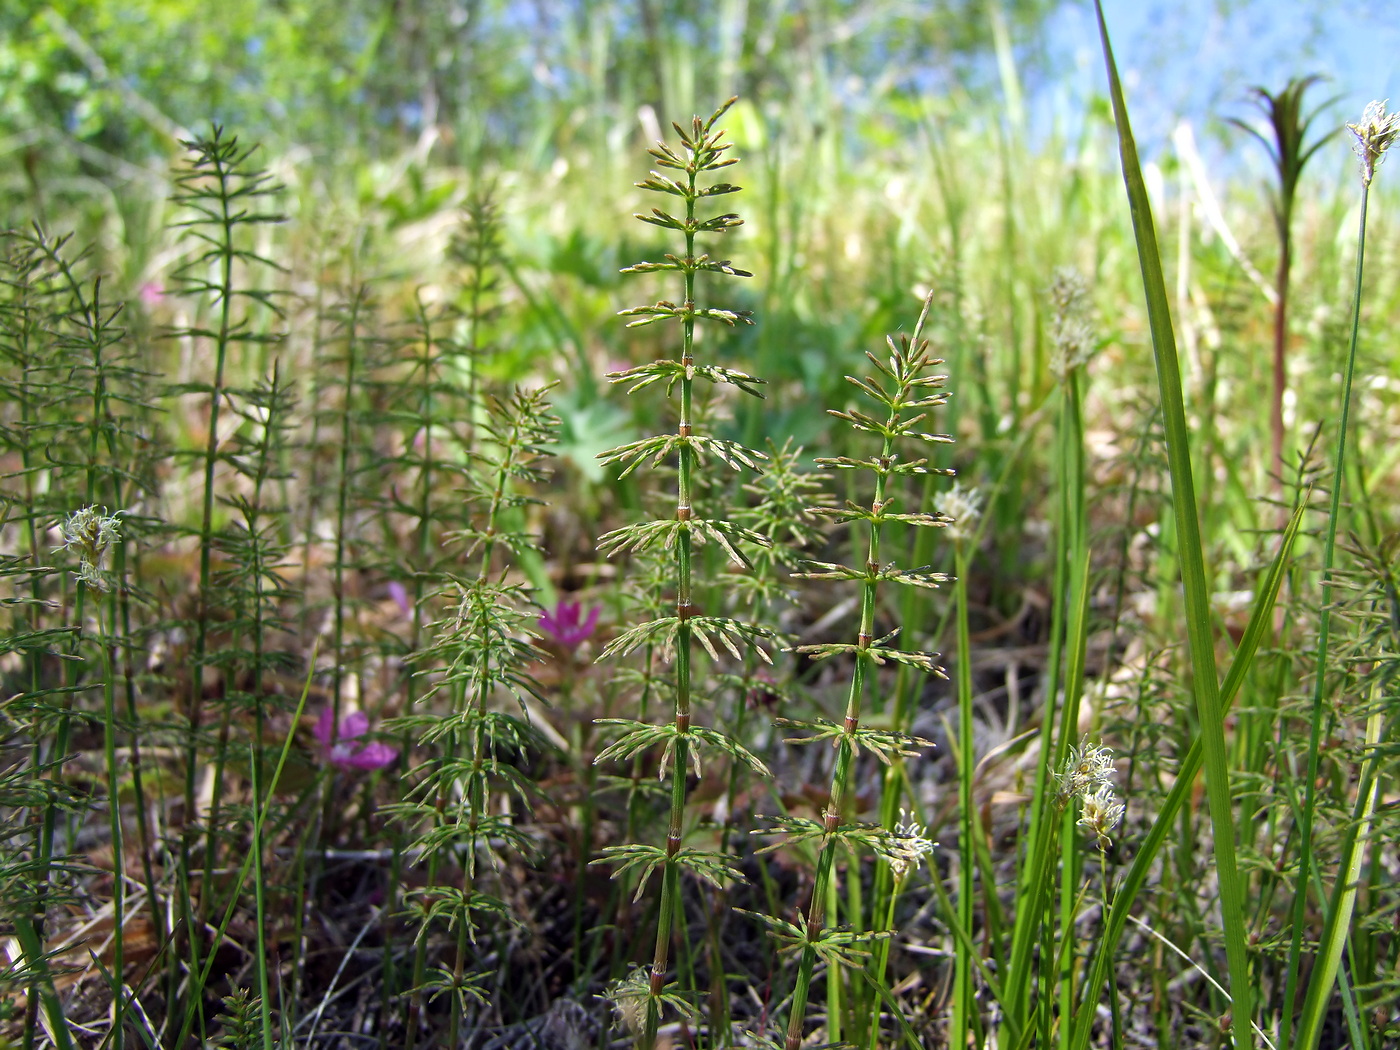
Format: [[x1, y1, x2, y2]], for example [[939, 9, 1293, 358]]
[[1230, 76, 1337, 510], [390, 381, 559, 1048], [594, 97, 773, 1050], [167, 128, 285, 1031], [769, 293, 951, 1050]]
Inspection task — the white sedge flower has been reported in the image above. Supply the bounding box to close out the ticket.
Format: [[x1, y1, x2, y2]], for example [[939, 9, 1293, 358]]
[[1077, 786, 1125, 850], [934, 482, 983, 544], [1047, 268, 1096, 381], [1348, 100, 1400, 187], [1057, 741, 1116, 802], [58, 506, 120, 592], [881, 808, 936, 882]]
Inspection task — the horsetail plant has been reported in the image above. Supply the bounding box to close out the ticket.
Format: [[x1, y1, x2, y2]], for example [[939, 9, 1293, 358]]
[[31, 227, 164, 1050], [167, 127, 284, 1002], [0, 228, 154, 1050], [318, 284, 386, 800], [390, 383, 558, 1048], [374, 286, 473, 1017], [593, 98, 773, 1050], [706, 439, 826, 1034], [767, 293, 952, 1050], [450, 187, 506, 448]]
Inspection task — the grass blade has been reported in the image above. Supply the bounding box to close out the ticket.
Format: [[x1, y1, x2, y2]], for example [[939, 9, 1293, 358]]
[[1093, 4, 1252, 1043]]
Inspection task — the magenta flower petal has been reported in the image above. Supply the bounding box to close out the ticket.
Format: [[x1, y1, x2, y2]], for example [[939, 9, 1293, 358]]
[[387, 580, 412, 616], [539, 598, 601, 648], [344, 741, 398, 770], [340, 710, 370, 738], [316, 707, 395, 772], [579, 604, 600, 637], [314, 707, 336, 747]]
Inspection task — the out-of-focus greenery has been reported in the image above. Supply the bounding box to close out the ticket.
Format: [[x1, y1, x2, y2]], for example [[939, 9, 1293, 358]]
[[1, 0, 1052, 166]]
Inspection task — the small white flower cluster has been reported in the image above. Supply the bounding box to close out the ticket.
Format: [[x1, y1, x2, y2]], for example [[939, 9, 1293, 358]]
[[880, 808, 936, 882], [1348, 100, 1400, 187], [57, 506, 121, 593], [600, 968, 649, 1038], [934, 481, 983, 545], [1047, 268, 1096, 381], [1058, 741, 1124, 850]]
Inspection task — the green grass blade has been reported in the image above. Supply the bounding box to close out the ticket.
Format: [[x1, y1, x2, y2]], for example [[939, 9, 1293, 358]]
[[1092, 4, 1252, 1042], [1003, 384, 1081, 1035], [1294, 695, 1384, 1050]]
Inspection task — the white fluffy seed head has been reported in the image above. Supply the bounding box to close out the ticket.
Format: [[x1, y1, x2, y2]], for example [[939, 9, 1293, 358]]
[[600, 969, 649, 1037], [1047, 268, 1096, 381]]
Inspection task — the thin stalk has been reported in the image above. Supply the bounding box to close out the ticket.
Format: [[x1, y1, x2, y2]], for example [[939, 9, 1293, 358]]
[[115, 547, 161, 957], [1004, 373, 1086, 1037], [249, 737, 274, 1050], [1269, 238, 1290, 505], [951, 539, 974, 1047], [331, 288, 369, 754], [1294, 685, 1385, 1050], [1284, 160, 1375, 1050], [11, 262, 56, 1050], [98, 598, 124, 1050], [1056, 367, 1091, 1050], [189, 151, 238, 935]]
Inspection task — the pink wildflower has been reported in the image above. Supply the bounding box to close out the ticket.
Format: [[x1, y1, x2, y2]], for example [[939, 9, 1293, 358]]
[[539, 599, 600, 648], [387, 580, 412, 617], [138, 282, 164, 307], [314, 708, 398, 771]]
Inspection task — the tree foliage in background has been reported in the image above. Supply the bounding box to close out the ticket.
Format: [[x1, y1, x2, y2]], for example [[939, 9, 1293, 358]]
[[1, 0, 1052, 172]]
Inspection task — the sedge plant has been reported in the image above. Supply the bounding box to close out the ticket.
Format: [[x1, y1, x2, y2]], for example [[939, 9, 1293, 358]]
[[997, 268, 1097, 1049], [1090, 4, 1279, 1043], [1285, 98, 1400, 1050]]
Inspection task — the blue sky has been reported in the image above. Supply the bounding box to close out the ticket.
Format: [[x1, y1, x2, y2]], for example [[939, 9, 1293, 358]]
[[1036, 0, 1400, 175]]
